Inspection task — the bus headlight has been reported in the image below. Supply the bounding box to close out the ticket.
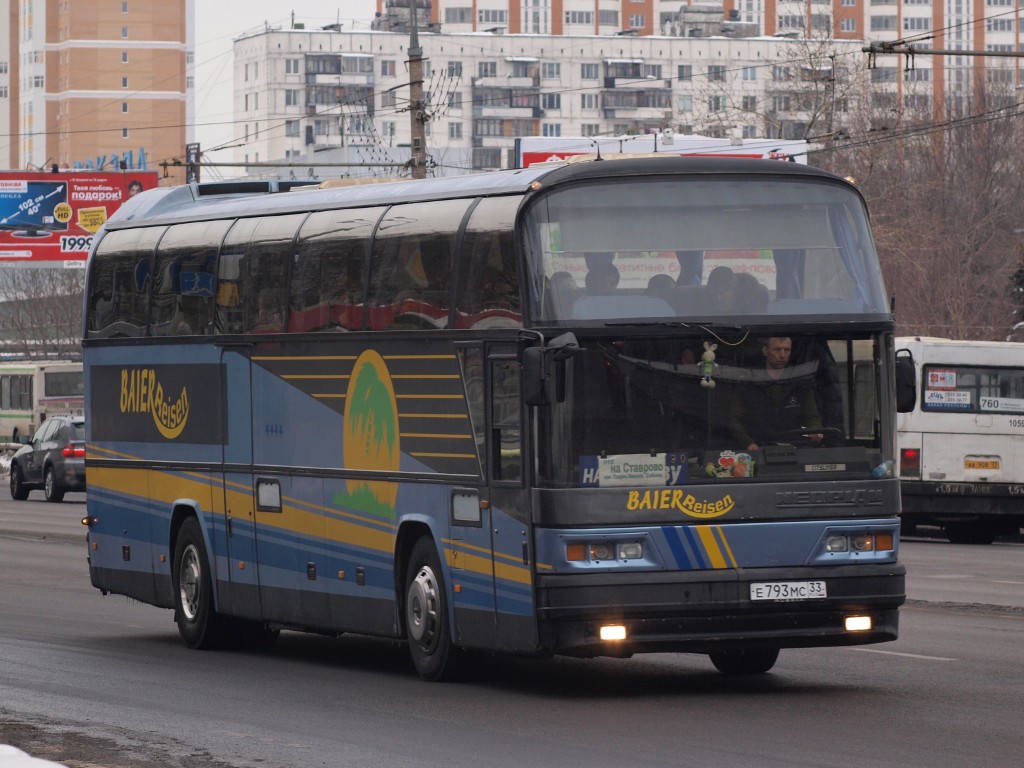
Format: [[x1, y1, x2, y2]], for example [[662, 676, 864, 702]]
[[565, 540, 644, 563], [825, 535, 849, 552], [617, 542, 643, 560]]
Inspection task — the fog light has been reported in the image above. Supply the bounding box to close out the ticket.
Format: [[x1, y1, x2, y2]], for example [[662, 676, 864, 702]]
[[618, 542, 643, 560], [590, 542, 615, 561], [825, 535, 849, 552], [845, 615, 872, 632], [600, 625, 627, 641]]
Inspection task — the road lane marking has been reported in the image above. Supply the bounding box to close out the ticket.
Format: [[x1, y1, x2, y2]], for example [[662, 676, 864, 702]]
[[849, 648, 956, 661]]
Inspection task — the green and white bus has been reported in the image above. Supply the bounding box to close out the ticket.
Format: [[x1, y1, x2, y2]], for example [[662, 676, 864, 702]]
[[82, 157, 905, 680], [0, 360, 83, 442]]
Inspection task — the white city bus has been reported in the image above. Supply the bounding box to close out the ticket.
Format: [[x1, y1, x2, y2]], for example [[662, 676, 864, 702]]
[[0, 360, 84, 442], [895, 336, 1024, 543]]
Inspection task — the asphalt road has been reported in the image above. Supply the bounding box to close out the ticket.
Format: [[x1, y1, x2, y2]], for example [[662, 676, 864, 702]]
[[1, 494, 1021, 768]]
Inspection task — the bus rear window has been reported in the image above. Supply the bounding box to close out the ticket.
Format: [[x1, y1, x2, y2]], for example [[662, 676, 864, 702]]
[[44, 371, 84, 398], [921, 365, 1024, 413]]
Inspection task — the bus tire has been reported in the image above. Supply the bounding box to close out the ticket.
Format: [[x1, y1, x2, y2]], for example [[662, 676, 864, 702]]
[[173, 516, 230, 649], [10, 465, 29, 501], [43, 466, 65, 503], [709, 647, 779, 675], [404, 536, 462, 681]]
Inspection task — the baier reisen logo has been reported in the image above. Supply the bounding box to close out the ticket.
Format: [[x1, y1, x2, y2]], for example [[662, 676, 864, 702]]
[[120, 368, 190, 439], [91, 364, 223, 444]]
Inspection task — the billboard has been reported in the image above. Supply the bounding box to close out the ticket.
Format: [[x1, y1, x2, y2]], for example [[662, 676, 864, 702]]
[[0, 171, 159, 266], [514, 135, 808, 169]]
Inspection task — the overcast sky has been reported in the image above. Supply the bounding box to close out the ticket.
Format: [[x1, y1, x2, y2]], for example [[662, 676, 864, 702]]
[[194, 1, 379, 167]]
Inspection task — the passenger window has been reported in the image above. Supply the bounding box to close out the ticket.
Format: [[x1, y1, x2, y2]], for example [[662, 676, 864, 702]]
[[491, 357, 522, 482], [218, 218, 260, 334], [241, 214, 306, 333], [151, 220, 231, 336], [86, 226, 165, 337], [454, 197, 522, 329], [291, 207, 385, 332], [368, 200, 471, 330]]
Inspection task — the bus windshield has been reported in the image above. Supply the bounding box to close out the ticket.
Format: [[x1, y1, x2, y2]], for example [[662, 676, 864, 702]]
[[524, 177, 888, 323], [537, 333, 883, 488]]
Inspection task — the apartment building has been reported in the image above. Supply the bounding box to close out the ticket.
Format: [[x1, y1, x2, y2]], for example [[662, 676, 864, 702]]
[[375, 1, 1024, 111], [0, 0, 193, 182], [233, 24, 867, 176]]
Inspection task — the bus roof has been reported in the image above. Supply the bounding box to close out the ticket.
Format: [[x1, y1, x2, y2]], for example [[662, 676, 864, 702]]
[[103, 157, 856, 231]]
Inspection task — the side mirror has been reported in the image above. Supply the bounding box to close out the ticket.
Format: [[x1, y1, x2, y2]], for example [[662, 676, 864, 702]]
[[894, 349, 916, 413], [522, 332, 582, 407], [522, 346, 548, 406]]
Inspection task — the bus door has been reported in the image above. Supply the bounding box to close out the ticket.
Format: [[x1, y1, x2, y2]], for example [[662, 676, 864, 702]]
[[447, 345, 497, 649], [217, 344, 262, 619], [248, 344, 328, 629], [486, 345, 536, 652]]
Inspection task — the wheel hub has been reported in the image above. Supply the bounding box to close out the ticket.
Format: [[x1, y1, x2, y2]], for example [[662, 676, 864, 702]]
[[406, 565, 439, 646], [179, 545, 201, 620]]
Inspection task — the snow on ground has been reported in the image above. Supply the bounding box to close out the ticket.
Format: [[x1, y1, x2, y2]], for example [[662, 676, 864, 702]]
[[0, 745, 68, 768]]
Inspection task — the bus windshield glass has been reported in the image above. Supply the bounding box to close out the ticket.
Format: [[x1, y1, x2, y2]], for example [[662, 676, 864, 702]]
[[524, 177, 888, 322], [537, 334, 883, 489]]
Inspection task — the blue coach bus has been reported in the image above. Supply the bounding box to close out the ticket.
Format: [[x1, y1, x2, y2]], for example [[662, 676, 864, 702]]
[[82, 157, 905, 680]]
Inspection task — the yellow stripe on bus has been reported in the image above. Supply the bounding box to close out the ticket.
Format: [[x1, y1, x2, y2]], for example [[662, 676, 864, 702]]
[[382, 355, 457, 360], [696, 525, 728, 569], [251, 356, 357, 361], [399, 413, 468, 419], [713, 526, 739, 568]]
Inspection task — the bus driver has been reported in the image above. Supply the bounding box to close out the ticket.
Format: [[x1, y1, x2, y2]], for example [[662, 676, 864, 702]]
[[730, 336, 823, 451]]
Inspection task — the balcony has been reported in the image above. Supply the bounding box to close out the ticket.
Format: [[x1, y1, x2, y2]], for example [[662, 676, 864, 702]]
[[475, 76, 539, 89]]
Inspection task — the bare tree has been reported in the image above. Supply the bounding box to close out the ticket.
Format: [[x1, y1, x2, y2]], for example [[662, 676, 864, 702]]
[[820, 85, 1024, 340], [0, 268, 85, 359], [685, 26, 868, 143]]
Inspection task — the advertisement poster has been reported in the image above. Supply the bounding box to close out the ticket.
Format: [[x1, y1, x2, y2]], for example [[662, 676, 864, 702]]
[[0, 171, 159, 265]]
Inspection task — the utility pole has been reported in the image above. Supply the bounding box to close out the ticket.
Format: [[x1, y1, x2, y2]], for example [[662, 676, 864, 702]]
[[407, 2, 428, 179]]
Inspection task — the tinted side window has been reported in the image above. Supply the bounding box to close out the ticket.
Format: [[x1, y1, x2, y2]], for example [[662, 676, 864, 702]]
[[218, 218, 261, 334], [86, 226, 165, 337], [35, 420, 57, 443], [151, 220, 231, 336], [368, 199, 472, 330], [454, 196, 522, 329], [290, 207, 384, 332], [242, 214, 306, 333]]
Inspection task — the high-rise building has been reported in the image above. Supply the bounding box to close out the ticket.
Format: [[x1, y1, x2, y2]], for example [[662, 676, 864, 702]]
[[1, 0, 193, 182], [233, 24, 863, 176], [375, 0, 1024, 108]]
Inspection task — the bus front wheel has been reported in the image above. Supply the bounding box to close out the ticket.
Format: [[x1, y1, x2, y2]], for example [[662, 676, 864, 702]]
[[404, 536, 462, 681], [709, 647, 779, 675], [173, 516, 230, 649]]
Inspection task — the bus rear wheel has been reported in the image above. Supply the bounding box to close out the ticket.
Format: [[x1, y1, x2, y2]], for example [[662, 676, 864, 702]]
[[404, 536, 462, 681], [173, 516, 231, 649], [709, 647, 779, 675]]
